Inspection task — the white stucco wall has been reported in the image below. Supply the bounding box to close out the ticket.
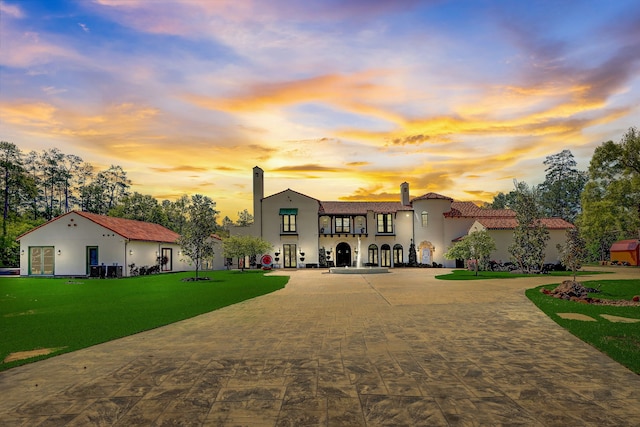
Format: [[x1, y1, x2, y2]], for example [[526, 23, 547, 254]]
[[262, 190, 320, 267], [18, 212, 202, 276]]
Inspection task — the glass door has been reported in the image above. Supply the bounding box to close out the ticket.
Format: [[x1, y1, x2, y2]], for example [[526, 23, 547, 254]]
[[161, 248, 172, 271], [283, 244, 297, 268], [30, 247, 54, 275], [86, 246, 99, 275]]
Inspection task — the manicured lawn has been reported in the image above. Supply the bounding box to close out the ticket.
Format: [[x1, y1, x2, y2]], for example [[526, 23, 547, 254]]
[[0, 271, 288, 371], [526, 280, 640, 374], [435, 269, 601, 280]]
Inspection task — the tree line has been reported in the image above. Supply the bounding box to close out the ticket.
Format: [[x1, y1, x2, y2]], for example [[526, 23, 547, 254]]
[[0, 142, 253, 267]]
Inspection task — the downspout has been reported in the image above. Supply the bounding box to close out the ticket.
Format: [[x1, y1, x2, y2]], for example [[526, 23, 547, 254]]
[[124, 239, 129, 276]]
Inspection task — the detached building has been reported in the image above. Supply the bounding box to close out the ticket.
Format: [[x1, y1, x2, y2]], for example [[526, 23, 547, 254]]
[[17, 211, 222, 277], [610, 239, 640, 266], [234, 167, 574, 268]]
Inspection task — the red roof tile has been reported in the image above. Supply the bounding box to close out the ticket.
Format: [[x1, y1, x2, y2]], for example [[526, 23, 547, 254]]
[[74, 211, 180, 242], [18, 211, 180, 243], [475, 217, 574, 230], [320, 201, 412, 215], [444, 202, 516, 218]]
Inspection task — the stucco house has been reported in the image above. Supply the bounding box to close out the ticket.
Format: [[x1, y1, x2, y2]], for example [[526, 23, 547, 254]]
[[234, 166, 574, 268], [17, 211, 224, 277]]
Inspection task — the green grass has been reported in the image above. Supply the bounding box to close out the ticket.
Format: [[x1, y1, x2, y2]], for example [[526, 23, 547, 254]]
[[526, 279, 640, 374], [0, 270, 288, 371], [436, 269, 602, 280]]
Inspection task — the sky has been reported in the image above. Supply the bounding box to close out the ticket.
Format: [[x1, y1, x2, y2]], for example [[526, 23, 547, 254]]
[[1, 0, 639, 220]]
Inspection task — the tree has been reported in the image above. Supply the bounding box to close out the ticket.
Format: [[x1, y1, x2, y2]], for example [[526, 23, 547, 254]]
[[109, 192, 167, 225], [236, 209, 254, 226], [177, 195, 219, 279], [538, 149, 587, 223], [508, 181, 549, 273], [486, 190, 518, 209], [0, 142, 24, 265], [556, 227, 587, 282], [444, 229, 496, 276], [578, 127, 640, 260], [222, 235, 272, 271]]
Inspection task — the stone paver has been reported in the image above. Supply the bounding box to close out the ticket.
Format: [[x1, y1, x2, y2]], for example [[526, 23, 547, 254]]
[[1, 268, 639, 426]]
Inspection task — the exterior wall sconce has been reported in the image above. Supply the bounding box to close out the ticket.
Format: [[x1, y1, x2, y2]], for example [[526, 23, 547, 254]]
[[129, 250, 133, 255], [21, 249, 25, 255], [57, 249, 62, 255]]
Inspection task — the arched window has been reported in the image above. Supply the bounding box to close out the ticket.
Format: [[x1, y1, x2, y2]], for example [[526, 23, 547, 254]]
[[381, 244, 391, 267], [368, 244, 378, 266], [421, 211, 428, 227], [393, 244, 403, 265]]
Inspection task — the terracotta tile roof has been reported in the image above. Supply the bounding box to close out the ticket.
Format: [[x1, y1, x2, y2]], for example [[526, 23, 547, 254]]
[[71, 211, 181, 242], [319, 201, 412, 215], [475, 217, 574, 230], [444, 202, 516, 218], [411, 192, 453, 202]]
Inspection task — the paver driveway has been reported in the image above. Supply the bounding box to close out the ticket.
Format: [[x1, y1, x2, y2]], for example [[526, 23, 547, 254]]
[[1, 268, 639, 426]]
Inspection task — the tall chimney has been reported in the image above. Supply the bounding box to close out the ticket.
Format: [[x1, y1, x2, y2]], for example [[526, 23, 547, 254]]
[[401, 182, 410, 205], [253, 166, 264, 235]]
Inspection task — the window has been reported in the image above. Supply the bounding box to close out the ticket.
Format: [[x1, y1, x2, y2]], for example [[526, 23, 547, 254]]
[[381, 244, 391, 267], [393, 244, 403, 264], [421, 211, 428, 227], [377, 213, 393, 233], [355, 216, 366, 233], [368, 244, 378, 266], [335, 217, 350, 233], [30, 247, 54, 275], [280, 208, 298, 233], [320, 216, 330, 233]]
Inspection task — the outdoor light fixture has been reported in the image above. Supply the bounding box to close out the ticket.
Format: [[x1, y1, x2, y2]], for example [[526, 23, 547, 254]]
[[21, 249, 24, 255], [129, 250, 133, 255], [57, 249, 61, 255]]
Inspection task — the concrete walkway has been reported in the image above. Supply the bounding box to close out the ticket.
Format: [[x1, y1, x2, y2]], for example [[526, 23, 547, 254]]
[[1, 268, 639, 426]]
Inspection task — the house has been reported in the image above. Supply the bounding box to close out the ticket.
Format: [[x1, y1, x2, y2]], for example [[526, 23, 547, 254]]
[[17, 211, 223, 277], [610, 239, 640, 266], [233, 166, 574, 268]]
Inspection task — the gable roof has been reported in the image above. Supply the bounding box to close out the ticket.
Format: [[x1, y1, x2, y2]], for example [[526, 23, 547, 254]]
[[411, 192, 453, 202], [18, 211, 180, 243], [475, 217, 574, 230], [319, 201, 413, 215], [263, 188, 321, 203]]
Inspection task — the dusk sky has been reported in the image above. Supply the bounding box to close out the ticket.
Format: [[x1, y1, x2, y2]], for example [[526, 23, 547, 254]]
[[1, 0, 639, 220]]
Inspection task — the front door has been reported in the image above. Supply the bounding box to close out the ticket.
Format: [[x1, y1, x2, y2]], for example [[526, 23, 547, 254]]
[[422, 248, 431, 265], [86, 246, 99, 275], [161, 248, 172, 271], [283, 244, 297, 268], [336, 242, 351, 267]]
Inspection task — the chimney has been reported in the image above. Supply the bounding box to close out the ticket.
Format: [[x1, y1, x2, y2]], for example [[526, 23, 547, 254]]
[[401, 182, 410, 205], [253, 166, 264, 235]]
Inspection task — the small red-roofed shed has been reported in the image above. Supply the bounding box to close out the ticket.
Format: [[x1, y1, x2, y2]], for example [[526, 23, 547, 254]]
[[610, 239, 640, 266]]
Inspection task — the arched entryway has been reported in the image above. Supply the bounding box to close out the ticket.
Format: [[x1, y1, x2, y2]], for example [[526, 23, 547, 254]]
[[419, 240, 435, 265], [336, 242, 351, 267], [381, 244, 391, 267]]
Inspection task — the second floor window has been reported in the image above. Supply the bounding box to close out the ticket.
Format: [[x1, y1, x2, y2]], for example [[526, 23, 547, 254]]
[[335, 217, 350, 233], [377, 213, 393, 233], [282, 214, 296, 232], [421, 211, 428, 227]]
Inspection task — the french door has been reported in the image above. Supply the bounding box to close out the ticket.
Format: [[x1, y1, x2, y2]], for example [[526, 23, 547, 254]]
[[283, 244, 297, 268], [30, 247, 55, 275]]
